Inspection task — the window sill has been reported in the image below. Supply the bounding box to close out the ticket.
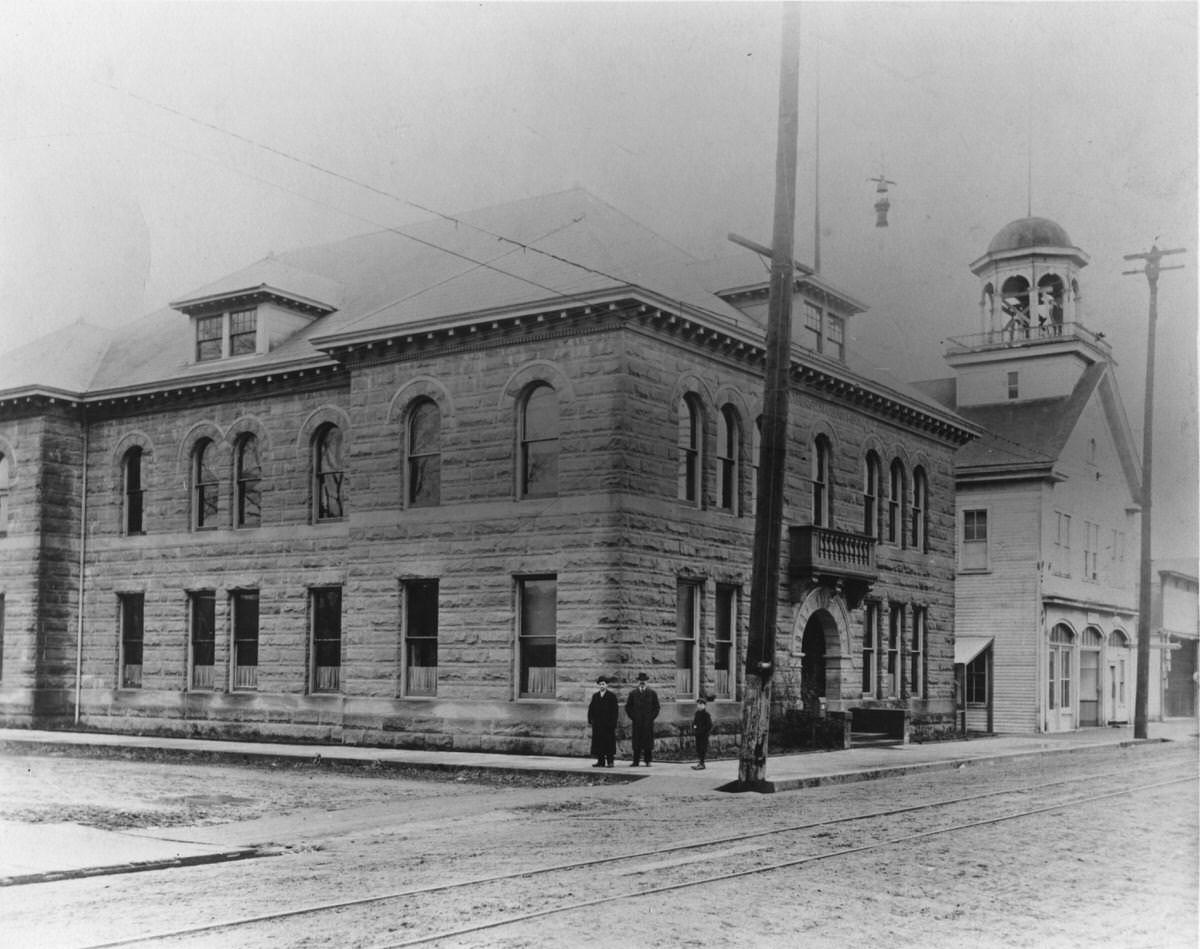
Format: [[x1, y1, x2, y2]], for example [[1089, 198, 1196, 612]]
[[958, 567, 991, 575]]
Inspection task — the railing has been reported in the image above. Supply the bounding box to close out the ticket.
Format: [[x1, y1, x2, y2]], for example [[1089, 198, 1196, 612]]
[[945, 321, 1110, 355], [314, 665, 340, 693], [790, 525, 877, 583], [191, 665, 215, 690], [406, 665, 437, 696], [233, 664, 258, 690]]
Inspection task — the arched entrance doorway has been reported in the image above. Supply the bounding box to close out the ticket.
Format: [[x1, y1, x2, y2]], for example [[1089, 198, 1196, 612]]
[[799, 612, 831, 710]]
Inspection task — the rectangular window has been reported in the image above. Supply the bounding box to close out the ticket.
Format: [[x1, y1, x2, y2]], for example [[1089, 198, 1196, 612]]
[[518, 576, 556, 698], [231, 590, 259, 691], [189, 591, 216, 690], [862, 601, 880, 696], [119, 593, 144, 689], [1006, 371, 1019, 400], [962, 509, 988, 570], [311, 587, 342, 693], [229, 309, 257, 357], [910, 606, 926, 698], [675, 579, 700, 699], [714, 584, 737, 700], [803, 302, 823, 352], [403, 579, 439, 696], [1084, 521, 1100, 580], [825, 314, 845, 360], [886, 604, 902, 698], [196, 314, 223, 362], [966, 652, 988, 705]]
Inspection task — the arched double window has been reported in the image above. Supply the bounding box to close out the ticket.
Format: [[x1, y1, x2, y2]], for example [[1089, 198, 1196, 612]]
[[677, 395, 702, 505], [862, 451, 882, 539], [716, 405, 741, 514], [122, 447, 144, 535], [888, 459, 906, 546], [520, 384, 559, 499], [910, 466, 928, 551], [192, 438, 219, 529], [313, 424, 346, 521], [812, 435, 833, 527], [235, 434, 262, 528], [407, 398, 441, 507]]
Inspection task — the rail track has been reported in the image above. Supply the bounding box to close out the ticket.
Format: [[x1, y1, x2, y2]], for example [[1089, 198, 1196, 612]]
[[75, 754, 1197, 949]]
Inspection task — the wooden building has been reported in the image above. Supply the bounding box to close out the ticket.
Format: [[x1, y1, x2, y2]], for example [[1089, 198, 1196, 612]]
[[918, 216, 1143, 733], [0, 189, 974, 755]]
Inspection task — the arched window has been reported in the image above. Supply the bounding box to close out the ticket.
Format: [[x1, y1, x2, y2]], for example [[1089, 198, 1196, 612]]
[[1000, 275, 1031, 338], [314, 424, 345, 520], [862, 451, 882, 539], [716, 405, 741, 514], [193, 438, 219, 529], [910, 466, 928, 551], [888, 459, 906, 546], [812, 435, 833, 527], [0, 451, 10, 533], [677, 395, 702, 505], [122, 447, 144, 535], [520, 384, 559, 498], [1037, 274, 1065, 332], [235, 434, 262, 528], [407, 398, 441, 507], [1049, 624, 1074, 710]]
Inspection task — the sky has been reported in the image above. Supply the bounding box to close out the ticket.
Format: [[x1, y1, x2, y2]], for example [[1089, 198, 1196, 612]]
[[0, 1, 1196, 558]]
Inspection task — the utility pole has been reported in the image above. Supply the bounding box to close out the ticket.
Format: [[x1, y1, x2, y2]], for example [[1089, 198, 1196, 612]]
[[736, 2, 802, 789], [1122, 243, 1185, 740]]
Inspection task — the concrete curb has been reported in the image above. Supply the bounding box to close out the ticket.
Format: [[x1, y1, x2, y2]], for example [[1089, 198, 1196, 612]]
[[0, 847, 272, 888]]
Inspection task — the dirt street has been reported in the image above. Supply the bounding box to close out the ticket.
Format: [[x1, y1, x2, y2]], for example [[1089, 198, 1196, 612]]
[[1, 740, 1196, 948]]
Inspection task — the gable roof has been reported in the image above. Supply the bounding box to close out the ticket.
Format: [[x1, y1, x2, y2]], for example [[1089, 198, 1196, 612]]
[[918, 362, 1141, 493]]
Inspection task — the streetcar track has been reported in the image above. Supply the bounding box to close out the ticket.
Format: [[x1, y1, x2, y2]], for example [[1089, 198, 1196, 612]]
[[372, 774, 1195, 949], [72, 758, 1194, 949]]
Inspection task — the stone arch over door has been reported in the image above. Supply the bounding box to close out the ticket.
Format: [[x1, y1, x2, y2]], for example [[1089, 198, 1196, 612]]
[[788, 585, 854, 710]]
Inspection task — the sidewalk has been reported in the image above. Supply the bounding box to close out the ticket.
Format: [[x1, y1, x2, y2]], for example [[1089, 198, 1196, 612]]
[[1, 721, 1195, 885]]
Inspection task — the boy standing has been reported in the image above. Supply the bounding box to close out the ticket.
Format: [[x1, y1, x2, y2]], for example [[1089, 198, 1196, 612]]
[[691, 697, 713, 770]]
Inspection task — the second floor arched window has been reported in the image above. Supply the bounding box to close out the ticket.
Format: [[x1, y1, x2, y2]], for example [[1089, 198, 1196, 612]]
[[812, 435, 833, 527], [0, 451, 10, 534], [911, 466, 928, 551], [314, 424, 345, 521], [716, 405, 741, 514], [407, 398, 441, 507], [888, 459, 906, 546], [677, 395, 702, 505], [863, 450, 882, 539], [520, 384, 559, 499], [193, 438, 219, 529], [122, 447, 144, 534], [235, 434, 262, 528]]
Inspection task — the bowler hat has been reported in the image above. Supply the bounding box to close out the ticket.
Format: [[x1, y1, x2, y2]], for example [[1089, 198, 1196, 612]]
[[596, 675, 608, 684], [636, 672, 649, 681]]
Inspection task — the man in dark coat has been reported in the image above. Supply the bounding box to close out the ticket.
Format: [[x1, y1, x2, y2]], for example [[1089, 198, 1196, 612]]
[[587, 676, 618, 768], [625, 672, 660, 766]]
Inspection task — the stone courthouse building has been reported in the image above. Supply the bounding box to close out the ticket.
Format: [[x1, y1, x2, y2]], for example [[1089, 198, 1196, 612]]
[[0, 189, 975, 755]]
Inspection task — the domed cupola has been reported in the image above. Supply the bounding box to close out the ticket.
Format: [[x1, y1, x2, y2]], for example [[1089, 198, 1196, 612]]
[[970, 215, 1090, 339]]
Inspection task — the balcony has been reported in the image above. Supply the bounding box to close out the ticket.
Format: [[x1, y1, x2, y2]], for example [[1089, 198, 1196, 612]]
[[944, 321, 1111, 357], [789, 525, 878, 596]]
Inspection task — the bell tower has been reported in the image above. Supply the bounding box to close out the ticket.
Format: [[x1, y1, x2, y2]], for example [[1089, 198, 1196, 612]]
[[946, 216, 1111, 408]]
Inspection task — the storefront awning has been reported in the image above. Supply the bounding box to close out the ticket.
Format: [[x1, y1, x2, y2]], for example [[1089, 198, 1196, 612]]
[[954, 636, 993, 666]]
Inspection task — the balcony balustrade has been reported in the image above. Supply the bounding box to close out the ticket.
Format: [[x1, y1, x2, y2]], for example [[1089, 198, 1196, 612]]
[[789, 525, 878, 586]]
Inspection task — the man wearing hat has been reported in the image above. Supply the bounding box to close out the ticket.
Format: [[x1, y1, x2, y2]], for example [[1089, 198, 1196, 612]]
[[625, 672, 660, 766], [587, 676, 618, 768]]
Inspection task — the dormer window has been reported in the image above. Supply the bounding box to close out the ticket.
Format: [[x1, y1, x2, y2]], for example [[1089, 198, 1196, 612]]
[[800, 301, 845, 361], [195, 308, 258, 362]]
